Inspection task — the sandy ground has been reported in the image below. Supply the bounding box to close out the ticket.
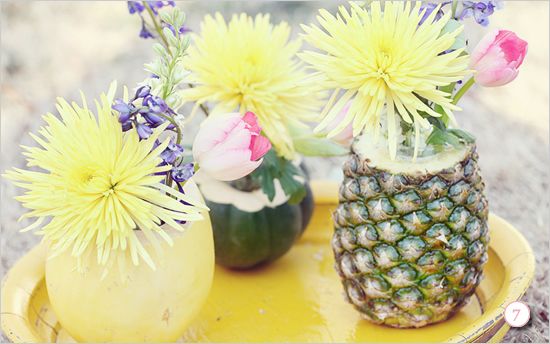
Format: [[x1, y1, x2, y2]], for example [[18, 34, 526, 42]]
[[1, 1, 548, 342]]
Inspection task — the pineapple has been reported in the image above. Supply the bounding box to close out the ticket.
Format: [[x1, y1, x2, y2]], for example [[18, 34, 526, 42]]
[[332, 136, 489, 328], [299, 0, 501, 329]]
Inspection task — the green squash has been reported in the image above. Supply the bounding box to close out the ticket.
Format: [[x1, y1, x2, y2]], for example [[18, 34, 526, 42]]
[[201, 180, 314, 269]]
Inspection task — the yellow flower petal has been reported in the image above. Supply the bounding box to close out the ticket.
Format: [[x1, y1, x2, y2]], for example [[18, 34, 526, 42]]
[[3, 82, 205, 268], [182, 13, 323, 159], [302, 1, 470, 158]]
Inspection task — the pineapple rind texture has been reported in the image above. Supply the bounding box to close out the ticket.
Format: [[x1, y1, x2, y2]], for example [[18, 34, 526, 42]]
[[333, 145, 489, 328]]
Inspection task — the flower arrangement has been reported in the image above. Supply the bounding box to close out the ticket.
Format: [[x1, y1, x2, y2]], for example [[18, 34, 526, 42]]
[[3, 3, 272, 270], [178, 11, 346, 203], [301, 0, 527, 328], [1, 0, 533, 340], [181, 13, 317, 159], [302, 0, 526, 161], [122, 4, 353, 269]]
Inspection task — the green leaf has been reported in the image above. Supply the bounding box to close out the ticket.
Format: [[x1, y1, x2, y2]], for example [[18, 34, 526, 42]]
[[427, 116, 447, 131], [447, 128, 476, 143], [249, 149, 307, 204], [427, 127, 473, 151], [278, 165, 306, 205], [294, 137, 348, 157], [433, 82, 456, 125], [442, 19, 466, 51], [254, 167, 276, 201], [286, 118, 348, 157], [427, 127, 457, 148]]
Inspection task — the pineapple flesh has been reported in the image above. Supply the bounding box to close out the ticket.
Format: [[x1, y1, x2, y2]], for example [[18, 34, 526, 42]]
[[332, 137, 489, 328]]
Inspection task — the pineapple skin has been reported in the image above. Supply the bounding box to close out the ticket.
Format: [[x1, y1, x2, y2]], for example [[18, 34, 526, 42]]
[[332, 145, 489, 328]]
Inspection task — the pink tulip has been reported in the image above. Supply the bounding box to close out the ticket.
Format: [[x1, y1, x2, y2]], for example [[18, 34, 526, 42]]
[[470, 29, 528, 87], [193, 111, 271, 181], [325, 101, 354, 144]]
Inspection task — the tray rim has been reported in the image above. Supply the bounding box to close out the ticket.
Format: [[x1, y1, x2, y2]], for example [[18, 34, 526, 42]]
[[1, 180, 536, 343]]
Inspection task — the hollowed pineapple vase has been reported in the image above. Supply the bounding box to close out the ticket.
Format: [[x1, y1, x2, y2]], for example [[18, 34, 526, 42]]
[[332, 137, 489, 328]]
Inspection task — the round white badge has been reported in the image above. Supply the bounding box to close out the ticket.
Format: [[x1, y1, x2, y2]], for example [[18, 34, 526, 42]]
[[504, 301, 531, 328]]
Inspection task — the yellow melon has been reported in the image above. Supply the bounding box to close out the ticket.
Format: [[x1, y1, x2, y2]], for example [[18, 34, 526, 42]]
[[45, 181, 214, 342]]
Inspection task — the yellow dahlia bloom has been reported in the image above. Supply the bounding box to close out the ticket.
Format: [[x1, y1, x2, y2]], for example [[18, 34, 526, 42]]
[[4, 83, 205, 269], [301, 1, 470, 159], [182, 13, 321, 159]]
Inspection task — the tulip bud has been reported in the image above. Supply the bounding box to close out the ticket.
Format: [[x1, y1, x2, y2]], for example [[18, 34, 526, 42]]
[[470, 29, 528, 87], [193, 112, 271, 181], [324, 101, 354, 145]]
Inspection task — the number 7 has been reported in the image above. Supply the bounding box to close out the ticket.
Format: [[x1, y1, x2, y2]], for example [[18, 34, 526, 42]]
[[513, 309, 521, 321]]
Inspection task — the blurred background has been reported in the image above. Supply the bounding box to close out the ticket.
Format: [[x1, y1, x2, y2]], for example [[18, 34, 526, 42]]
[[1, 1, 548, 342]]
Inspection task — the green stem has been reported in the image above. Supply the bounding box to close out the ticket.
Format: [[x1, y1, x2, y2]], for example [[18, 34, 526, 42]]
[[161, 55, 178, 99], [154, 111, 181, 188], [187, 83, 210, 117], [451, 0, 459, 18], [154, 112, 182, 144], [142, 3, 183, 190], [452, 77, 475, 105], [434, 82, 456, 126], [143, 2, 171, 53]]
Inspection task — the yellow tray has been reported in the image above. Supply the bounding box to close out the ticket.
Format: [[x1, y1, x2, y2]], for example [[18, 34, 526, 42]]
[[1, 181, 535, 343]]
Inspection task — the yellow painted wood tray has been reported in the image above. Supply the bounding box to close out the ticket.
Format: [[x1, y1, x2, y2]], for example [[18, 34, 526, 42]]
[[1, 180, 535, 343]]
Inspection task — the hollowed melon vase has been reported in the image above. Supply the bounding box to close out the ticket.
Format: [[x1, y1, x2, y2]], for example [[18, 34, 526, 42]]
[[44, 180, 215, 342], [199, 165, 314, 269]]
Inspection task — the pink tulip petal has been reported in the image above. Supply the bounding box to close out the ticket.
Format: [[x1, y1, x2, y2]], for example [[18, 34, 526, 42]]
[[193, 113, 243, 160], [325, 100, 354, 144], [204, 155, 262, 181], [470, 29, 527, 87], [475, 67, 518, 87], [333, 125, 354, 144], [199, 147, 252, 173], [470, 29, 500, 67], [213, 121, 251, 151], [193, 112, 268, 181], [242, 111, 261, 134], [198, 125, 252, 164], [218, 160, 263, 181], [499, 33, 528, 65], [249, 135, 272, 161]]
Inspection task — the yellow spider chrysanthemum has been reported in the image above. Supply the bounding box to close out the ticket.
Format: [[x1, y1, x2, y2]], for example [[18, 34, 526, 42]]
[[182, 13, 321, 159], [4, 82, 205, 269], [301, 1, 470, 159]]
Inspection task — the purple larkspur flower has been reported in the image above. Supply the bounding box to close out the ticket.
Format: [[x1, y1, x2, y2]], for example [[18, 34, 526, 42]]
[[144, 95, 169, 114], [460, 0, 499, 26], [134, 85, 151, 100], [171, 163, 194, 183], [143, 113, 165, 128], [152, 139, 161, 150], [112, 85, 180, 151], [136, 123, 153, 139], [139, 21, 155, 39], [146, 0, 173, 15], [112, 98, 136, 123], [121, 121, 133, 132], [418, 1, 451, 25], [163, 22, 191, 36], [127, 1, 145, 14], [161, 140, 184, 164], [128, 1, 174, 16]]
